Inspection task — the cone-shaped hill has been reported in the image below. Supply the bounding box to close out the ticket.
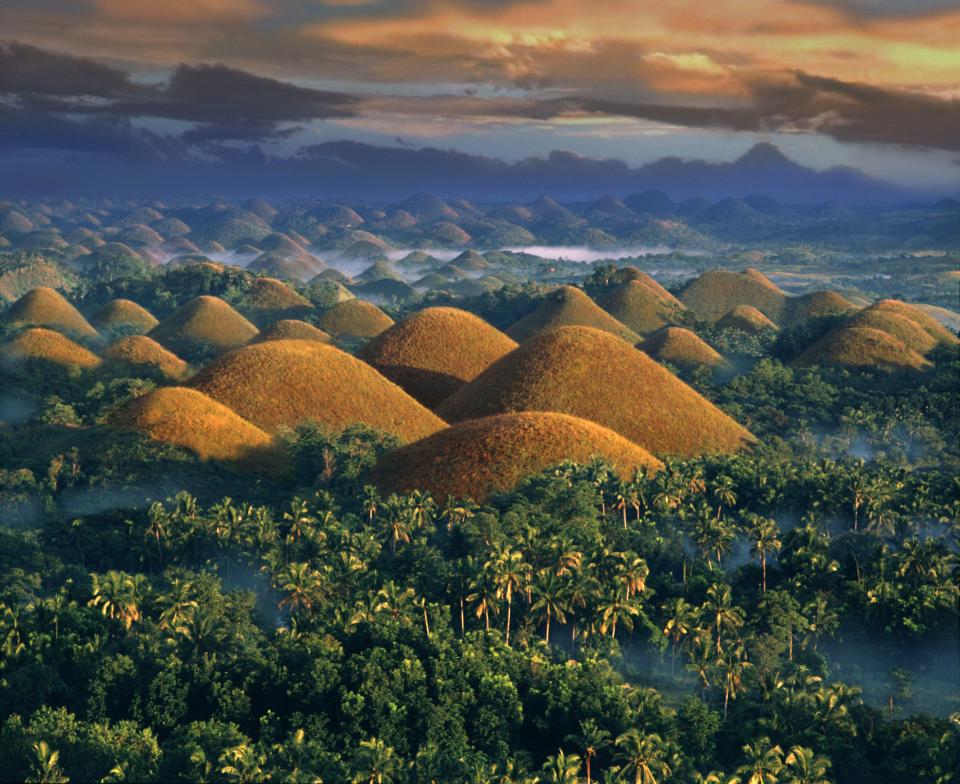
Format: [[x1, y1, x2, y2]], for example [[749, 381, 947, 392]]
[[148, 296, 258, 358], [679, 269, 787, 323], [610, 267, 683, 306], [437, 326, 754, 456], [7, 287, 98, 339], [316, 299, 394, 340], [250, 319, 332, 345], [782, 290, 856, 326], [866, 300, 958, 348], [716, 305, 778, 334], [370, 412, 663, 503], [507, 286, 639, 344], [102, 336, 190, 381], [188, 339, 445, 441], [236, 277, 314, 326], [597, 279, 686, 336], [640, 327, 726, 369], [358, 307, 518, 408], [794, 326, 929, 371], [110, 387, 280, 472], [1, 327, 102, 370], [90, 298, 159, 335]]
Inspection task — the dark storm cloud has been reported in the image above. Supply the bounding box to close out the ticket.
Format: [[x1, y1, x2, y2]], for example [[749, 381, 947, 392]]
[[800, 0, 960, 17], [0, 41, 134, 97]]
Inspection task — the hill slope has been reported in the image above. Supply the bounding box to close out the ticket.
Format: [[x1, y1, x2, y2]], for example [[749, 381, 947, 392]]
[[640, 327, 726, 369], [316, 299, 395, 340], [507, 286, 639, 343], [1, 327, 102, 370], [7, 287, 98, 339], [679, 269, 787, 323], [148, 296, 259, 357], [370, 412, 663, 503], [597, 279, 685, 336], [102, 336, 190, 381], [250, 319, 332, 344], [90, 299, 159, 335], [358, 307, 518, 408], [716, 305, 778, 333], [437, 326, 753, 455], [794, 326, 930, 371]]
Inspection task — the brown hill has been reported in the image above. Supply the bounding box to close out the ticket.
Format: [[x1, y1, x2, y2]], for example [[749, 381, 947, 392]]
[[596, 279, 686, 336], [188, 339, 445, 441], [782, 290, 857, 326], [370, 411, 663, 503], [640, 327, 726, 369], [250, 319, 332, 344], [716, 304, 778, 334], [794, 326, 930, 371], [90, 298, 159, 335], [110, 387, 279, 471], [1, 327, 102, 370], [237, 277, 314, 326], [358, 307, 518, 408], [316, 299, 394, 340], [437, 326, 754, 456], [868, 300, 958, 347], [611, 267, 683, 306], [7, 287, 98, 339], [846, 309, 939, 354], [148, 296, 259, 357], [679, 269, 787, 323], [102, 335, 190, 381], [507, 286, 640, 343], [914, 303, 960, 333]]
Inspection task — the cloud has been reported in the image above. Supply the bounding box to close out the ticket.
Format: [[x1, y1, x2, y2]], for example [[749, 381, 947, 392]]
[[0, 41, 134, 97], [799, 0, 960, 17]]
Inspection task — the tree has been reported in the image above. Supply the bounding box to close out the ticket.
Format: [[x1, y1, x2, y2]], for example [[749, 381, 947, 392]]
[[488, 546, 531, 645], [541, 750, 583, 783], [565, 719, 611, 784], [283, 497, 317, 544], [746, 514, 781, 592], [219, 743, 267, 783], [662, 597, 699, 674], [278, 562, 328, 618], [467, 570, 498, 632], [718, 644, 752, 720], [782, 746, 832, 784], [530, 569, 568, 644], [702, 583, 743, 654], [351, 738, 402, 784], [614, 730, 671, 784], [597, 589, 639, 640], [735, 738, 783, 784], [26, 741, 69, 784], [89, 570, 146, 630]]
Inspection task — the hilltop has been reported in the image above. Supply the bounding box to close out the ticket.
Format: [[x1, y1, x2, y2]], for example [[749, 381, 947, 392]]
[[250, 319, 332, 344], [370, 411, 662, 503], [102, 335, 190, 381], [358, 307, 518, 408], [316, 299, 395, 340], [794, 326, 930, 371], [596, 278, 686, 337], [234, 277, 314, 326], [90, 298, 159, 336], [640, 327, 726, 369], [188, 339, 445, 441], [679, 269, 787, 324], [716, 304, 778, 334], [7, 286, 99, 339], [437, 326, 754, 455], [147, 296, 259, 357], [506, 285, 639, 343], [0, 326, 102, 370]]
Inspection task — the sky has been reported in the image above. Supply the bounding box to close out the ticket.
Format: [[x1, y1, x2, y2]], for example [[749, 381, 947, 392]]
[[1, 0, 958, 197]]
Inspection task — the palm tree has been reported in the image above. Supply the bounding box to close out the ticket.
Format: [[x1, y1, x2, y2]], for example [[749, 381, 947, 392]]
[[563, 569, 595, 650], [351, 737, 401, 784], [88, 570, 145, 630], [530, 569, 568, 644], [686, 637, 714, 699], [702, 583, 743, 654], [467, 570, 498, 632], [381, 494, 414, 553], [565, 719, 611, 784], [441, 497, 477, 531], [746, 515, 782, 592], [711, 474, 737, 520], [371, 581, 418, 626], [614, 730, 671, 784], [26, 741, 68, 784], [782, 746, 832, 784], [541, 750, 583, 783], [219, 743, 267, 783], [597, 589, 639, 640], [617, 553, 649, 600], [284, 497, 317, 544], [361, 485, 381, 524], [735, 738, 783, 784], [488, 546, 531, 645], [662, 597, 698, 674], [719, 643, 752, 720], [277, 562, 327, 617], [145, 501, 170, 566]]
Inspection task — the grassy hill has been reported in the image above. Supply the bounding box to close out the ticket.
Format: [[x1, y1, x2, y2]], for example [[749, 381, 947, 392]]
[[90, 298, 159, 336], [438, 326, 754, 456], [234, 277, 314, 326], [679, 269, 787, 323], [102, 335, 190, 381], [640, 326, 726, 369], [316, 299, 395, 340], [7, 286, 99, 340], [596, 279, 686, 336], [794, 326, 930, 371], [716, 304, 778, 333], [148, 296, 259, 357], [250, 319, 332, 344], [507, 285, 640, 343], [1, 326, 102, 370], [370, 411, 662, 503]]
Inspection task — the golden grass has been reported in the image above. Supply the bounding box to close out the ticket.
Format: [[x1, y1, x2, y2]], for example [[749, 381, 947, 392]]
[[794, 326, 930, 371], [846, 309, 939, 354], [237, 277, 314, 326], [716, 304, 779, 333], [90, 298, 159, 335], [316, 299, 395, 339], [148, 296, 259, 356], [358, 307, 518, 408], [189, 339, 445, 441], [7, 286, 99, 339], [110, 386, 281, 472], [783, 290, 857, 326], [597, 279, 686, 336], [613, 267, 684, 307], [914, 303, 959, 333], [679, 269, 787, 323], [869, 300, 958, 347], [371, 411, 663, 503], [250, 320, 332, 344], [640, 326, 726, 369], [507, 285, 640, 343], [438, 326, 754, 456], [1, 327, 102, 369], [102, 335, 190, 381]]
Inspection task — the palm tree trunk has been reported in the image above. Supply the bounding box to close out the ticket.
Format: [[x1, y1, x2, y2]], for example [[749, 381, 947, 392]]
[[586, 755, 592, 784], [459, 595, 465, 638], [505, 598, 512, 646], [724, 687, 730, 720], [761, 553, 767, 592], [545, 612, 551, 644], [423, 606, 431, 638]]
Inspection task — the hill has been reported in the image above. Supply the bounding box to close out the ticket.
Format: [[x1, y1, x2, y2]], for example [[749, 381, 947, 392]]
[[679, 269, 787, 323], [358, 307, 518, 408], [794, 326, 930, 371], [250, 319, 332, 345], [782, 290, 857, 326], [506, 286, 640, 343], [0, 327, 102, 370], [716, 304, 778, 333], [148, 296, 259, 357], [236, 277, 314, 326], [316, 299, 395, 340], [596, 278, 685, 336], [90, 298, 159, 335], [640, 327, 726, 369], [867, 300, 958, 347], [109, 387, 279, 471], [370, 411, 662, 503], [914, 303, 960, 333], [437, 326, 754, 455], [102, 336, 190, 381], [188, 339, 445, 441], [6, 287, 99, 339]]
